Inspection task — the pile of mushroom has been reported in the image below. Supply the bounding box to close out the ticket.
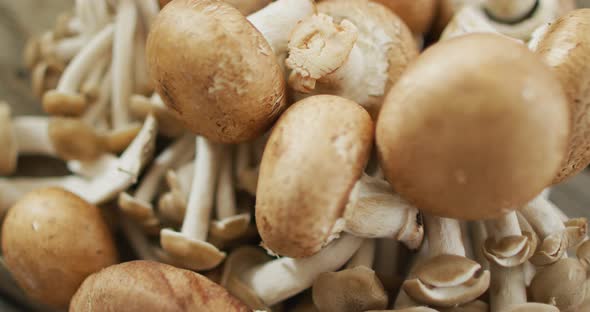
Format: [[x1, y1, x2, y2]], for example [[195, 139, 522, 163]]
[[1, 0, 590, 311]]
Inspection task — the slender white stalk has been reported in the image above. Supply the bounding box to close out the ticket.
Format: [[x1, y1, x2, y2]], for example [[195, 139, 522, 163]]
[[133, 24, 151, 95], [424, 215, 465, 257], [43, 35, 86, 62], [181, 137, 219, 240], [81, 55, 109, 99], [241, 234, 362, 306], [471, 221, 490, 270], [82, 68, 112, 125], [346, 239, 376, 269], [216, 146, 237, 220], [111, 0, 137, 128], [520, 195, 565, 239], [12, 117, 55, 155], [136, 0, 159, 31]]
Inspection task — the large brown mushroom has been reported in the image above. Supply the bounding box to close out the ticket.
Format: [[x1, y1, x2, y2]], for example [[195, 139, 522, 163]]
[[376, 33, 570, 220], [1, 187, 118, 308], [70, 260, 250, 312]]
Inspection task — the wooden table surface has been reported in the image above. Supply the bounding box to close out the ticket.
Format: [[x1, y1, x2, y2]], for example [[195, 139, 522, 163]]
[[0, 0, 588, 310]]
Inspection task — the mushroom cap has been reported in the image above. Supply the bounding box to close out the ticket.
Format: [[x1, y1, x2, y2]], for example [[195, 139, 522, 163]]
[[256, 95, 373, 258], [48, 117, 105, 161], [221, 246, 271, 310], [103, 123, 142, 153], [224, 0, 272, 15], [210, 213, 251, 241], [0, 103, 17, 175], [482, 231, 537, 267], [69, 260, 250, 312], [402, 254, 490, 307], [1, 187, 117, 308], [531, 9, 590, 183], [530, 258, 587, 310], [370, 0, 437, 35], [312, 266, 388, 312], [118, 192, 157, 222], [376, 33, 570, 220], [530, 217, 588, 266], [501, 303, 559, 312], [146, 0, 286, 143], [314, 0, 418, 118], [160, 228, 226, 271], [42, 90, 87, 116], [577, 239, 590, 269]]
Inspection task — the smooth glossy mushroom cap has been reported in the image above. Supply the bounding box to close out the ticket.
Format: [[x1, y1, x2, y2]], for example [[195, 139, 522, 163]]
[[42, 90, 86, 116], [376, 33, 570, 220], [530, 258, 587, 311], [531, 9, 590, 183], [70, 260, 250, 312], [369, 0, 437, 35], [224, 0, 272, 15], [501, 303, 559, 312], [256, 95, 374, 258], [147, 0, 286, 143], [0, 103, 17, 175], [160, 229, 226, 271], [312, 266, 388, 312], [1, 187, 117, 308]]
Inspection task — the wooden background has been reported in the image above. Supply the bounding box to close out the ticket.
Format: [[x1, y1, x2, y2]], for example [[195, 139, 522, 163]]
[[0, 0, 588, 310]]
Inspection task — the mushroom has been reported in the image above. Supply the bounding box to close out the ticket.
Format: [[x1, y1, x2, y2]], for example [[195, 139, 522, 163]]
[[529, 9, 590, 183], [210, 145, 251, 241], [501, 303, 560, 312], [129, 93, 185, 138], [67, 153, 118, 178], [530, 257, 588, 311], [132, 21, 152, 96], [70, 260, 250, 312], [224, 0, 272, 15], [286, 0, 418, 118], [376, 33, 570, 220], [222, 234, 363, 309], [80, 55, 109, 100], [81, 68, 112, 126], [483, 212, 536, 312], [158, 162, 193, 224], [439, 301, 490, 312], [42, 24, 114, 116], [519, 194, 587, 266], [31, 59, 64, 98], [369, 0, 437, 36], [256, 95, 423, 258], [1, 187, 118, 308], [367, 309, 438, 312], [402, 215, 490, 307], [160, 137, 226, 271], [119, 134, 194, 229], [439, 5, 503, 40], [312, 239, 389, 312], [147, 0, 315, 142]]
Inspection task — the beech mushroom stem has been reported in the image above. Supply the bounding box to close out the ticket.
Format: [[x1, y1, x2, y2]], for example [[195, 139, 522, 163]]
[[12, 117, 56, 155], [485, 212, 522, 238], [82, 68, 112, 125], [519, 195, 564, 241], [240, 234, 362, 306], [424, 215, 465, 257], [346, 239, 376, 269], [483, 0, 538, 23], [81, 55, 109, 99]]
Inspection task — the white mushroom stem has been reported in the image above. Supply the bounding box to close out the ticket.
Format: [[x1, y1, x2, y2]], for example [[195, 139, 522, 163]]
[[81, 55, 109, 99], [246, 0, 315, 56], [484, 0, 537, 23], [82, 68, 112, 125], [340, 175, 423, 249], [136, 0, 159, 31], [424, 215, 465, 257], [11, 117, 56, 155], [470, 221, 490, 270], [51, 24, 114, 95], [111, 0, 137, 129], [520, 195, 566, 241], [68, 154, 118, 178], [216, 146, 238, 220], [440, 5, 499, 40], [241, 234, 363, 306], [41, 35, 86, 62], [133, 19, 152, 95], [485, 212, 522, 238], [157, 162, 194, 224], [346, 239, 376, 269], [180, 137, 219, 241]]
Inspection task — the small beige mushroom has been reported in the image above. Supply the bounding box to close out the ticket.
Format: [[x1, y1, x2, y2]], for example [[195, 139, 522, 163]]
[[369, 0, 437, 36], [577, 240, 590, 269], [376, 34, 570, 220], [160, 137, 226, 271], [286, 0, 418, 118], [501, 303, 559, 312], [70, 260, 250, 312], [222, 234, 363, 309], [256, 95, 423, 258], [530, 258, 588, 311], [224, 0, 272, 15]]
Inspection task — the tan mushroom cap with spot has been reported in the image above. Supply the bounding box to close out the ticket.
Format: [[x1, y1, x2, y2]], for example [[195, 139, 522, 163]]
[[1, 187, 118, 309], [376, 33, 570, 220], [147, 0, 286, 143], [532, 9, 590, 183], [256, 95, 374, 258], [315, 0, 419, 118], [370, 0, 437, 35], [70, 260, 250, 312]]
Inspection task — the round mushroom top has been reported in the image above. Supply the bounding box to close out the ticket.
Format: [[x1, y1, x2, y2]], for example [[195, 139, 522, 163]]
[[530, 258, 587, 311], [376, 33, 570, 220], [256, 95, 373, 258], [1, 187, 117, 308], [531, 9, 590, 183], [147, 0, 286, 143], [370, 0, 437, 35], [70, 260, 250, 312]]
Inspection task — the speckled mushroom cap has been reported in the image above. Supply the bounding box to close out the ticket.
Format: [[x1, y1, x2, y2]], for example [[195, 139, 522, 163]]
[[531, 9, 590, 183], [1, 187, 117, 308], [369, 0, 437, 35], [256, 95, 373, 258], [147, 0, 286, 143], [376, 33, 570, 220], [70, 260, 250, 312], [309, 0, 418, 117]]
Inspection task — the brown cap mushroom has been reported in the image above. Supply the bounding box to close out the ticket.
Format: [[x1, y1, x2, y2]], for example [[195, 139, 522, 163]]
[[369, 0, 437, 35], [146, 0, 287, 143], [530, 258, 588, 311], [500, 303, 559, 312], [1, 187, 118, 308], [530, 9, 590, 183], [224, 0, 272, 15], [286, 0, 418, 118], [376, 33, 570, 220], [256, 95, 423, 258], [70, 260, 250, 312]]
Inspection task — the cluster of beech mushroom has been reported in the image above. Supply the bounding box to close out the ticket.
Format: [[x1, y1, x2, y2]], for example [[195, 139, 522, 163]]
[[1, 0, 590, 311]]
